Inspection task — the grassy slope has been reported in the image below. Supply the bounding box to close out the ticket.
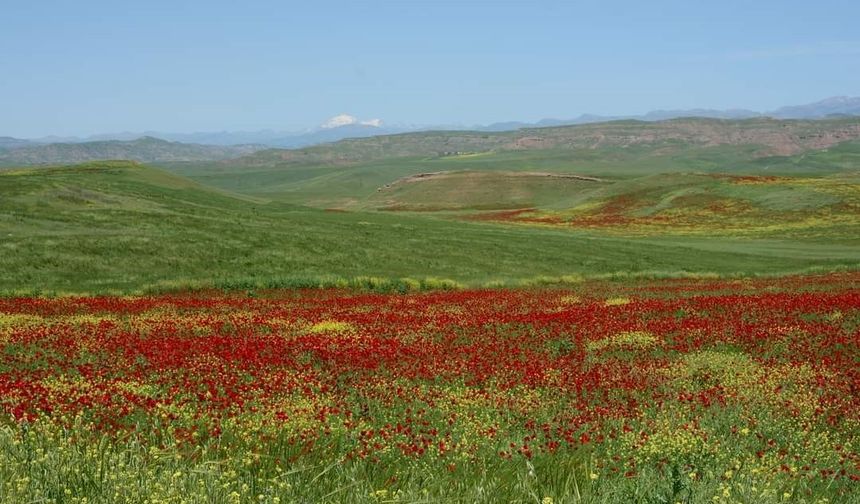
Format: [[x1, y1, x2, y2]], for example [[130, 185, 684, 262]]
[[366, 171, 605, 211], [166, 140, 860, 210], [386, 173, 860, 237], [165, 140, 860, 244], [2, 161, 856, 294], [503, 171, 860, 240]]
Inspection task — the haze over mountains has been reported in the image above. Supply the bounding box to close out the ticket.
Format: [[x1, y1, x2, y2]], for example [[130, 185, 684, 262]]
[[1, 96, 858, 166], [0, 137, 263, 166], [478, 96, 860, 131], [9, 114, 412, 149]]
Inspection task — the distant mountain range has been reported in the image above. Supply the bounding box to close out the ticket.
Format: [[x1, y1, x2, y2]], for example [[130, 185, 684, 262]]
[[16, 114, 413, 148], [0, 137, 263, 166], [49, 125, 407, 149], [770, 96, 860, 119], [230, 116, 860, 171], [0, 137, 34, 149], [1, 96, 858, 166], [479, 96, 860, 131]]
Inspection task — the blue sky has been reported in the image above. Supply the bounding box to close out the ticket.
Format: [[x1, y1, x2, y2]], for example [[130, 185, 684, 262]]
[[2, 0, 858, 137]]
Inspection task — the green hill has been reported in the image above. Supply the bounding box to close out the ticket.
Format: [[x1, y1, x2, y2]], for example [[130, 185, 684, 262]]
[[366, 170, 604, 211], [2, 161, 856, 294], [165, 120, 860, 211], [164, 140, 860, 241], [0, 137, 262, 166], [469, 171, 860, 239], [221, 116, 860, 169]]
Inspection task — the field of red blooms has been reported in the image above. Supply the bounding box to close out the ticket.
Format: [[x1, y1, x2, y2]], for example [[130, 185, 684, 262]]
[[0, 273, 858, 502]]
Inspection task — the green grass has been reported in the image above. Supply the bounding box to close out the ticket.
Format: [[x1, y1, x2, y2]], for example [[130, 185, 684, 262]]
[[3, 419, 831, 503], [164, 141, 860, 211], [513, 171, 860, 239], [174, 152, 860, 242], [2, 161, 857, 295], [365, 170, 604, 211]]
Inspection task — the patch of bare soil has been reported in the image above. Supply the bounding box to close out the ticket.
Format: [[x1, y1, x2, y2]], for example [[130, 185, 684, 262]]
[[378, 171, 603, 191]]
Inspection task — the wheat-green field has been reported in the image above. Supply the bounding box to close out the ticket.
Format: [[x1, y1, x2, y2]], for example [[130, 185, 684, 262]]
[[1, 156, 858, 295]]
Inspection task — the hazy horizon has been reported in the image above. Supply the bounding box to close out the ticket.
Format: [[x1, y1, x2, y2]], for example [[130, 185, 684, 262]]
[[3, 0, 859, 138]]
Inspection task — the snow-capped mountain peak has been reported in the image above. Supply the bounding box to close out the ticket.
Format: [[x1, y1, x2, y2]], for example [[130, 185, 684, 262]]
[[361, 118, 383, 127], [320, 114, 383, 129]]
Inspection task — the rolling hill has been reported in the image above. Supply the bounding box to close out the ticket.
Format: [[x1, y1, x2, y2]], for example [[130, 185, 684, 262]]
[[0, 136, 263, 166], [163, 119, 860, 214], [211, 116, 860, 171], [367, 170, 604, 211], [2, 160, 856, 294], [467, 171, 860, 239]]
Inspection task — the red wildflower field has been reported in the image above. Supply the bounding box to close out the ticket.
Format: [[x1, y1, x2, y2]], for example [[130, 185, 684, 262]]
[[0, 273, 858, 502]]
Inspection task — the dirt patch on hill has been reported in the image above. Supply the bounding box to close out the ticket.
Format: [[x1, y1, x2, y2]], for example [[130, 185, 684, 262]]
[[379, 171, 603, 191]]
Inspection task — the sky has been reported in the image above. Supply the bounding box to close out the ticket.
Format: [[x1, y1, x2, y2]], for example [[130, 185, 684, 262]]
[[2, 0, 859, 137]]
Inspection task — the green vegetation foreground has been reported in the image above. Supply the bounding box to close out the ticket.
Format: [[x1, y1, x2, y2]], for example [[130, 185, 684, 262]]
[[1, 162, 858, 295]]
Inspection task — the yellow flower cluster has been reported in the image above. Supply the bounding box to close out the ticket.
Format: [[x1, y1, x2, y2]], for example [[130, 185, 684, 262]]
[[586, 331, 658, 352], [307, 320, 355, 335], [603, 297, 631, 307]]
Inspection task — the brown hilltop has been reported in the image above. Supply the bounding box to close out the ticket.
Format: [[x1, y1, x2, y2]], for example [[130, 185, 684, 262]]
[[232, 117, 860, 168]]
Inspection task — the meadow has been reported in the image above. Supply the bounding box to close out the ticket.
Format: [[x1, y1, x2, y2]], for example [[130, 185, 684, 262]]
[[0, 273, 858, 503], [3, 162, 857, 295], [164, 128, 860, 242], [1, 119, 859, 502]]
